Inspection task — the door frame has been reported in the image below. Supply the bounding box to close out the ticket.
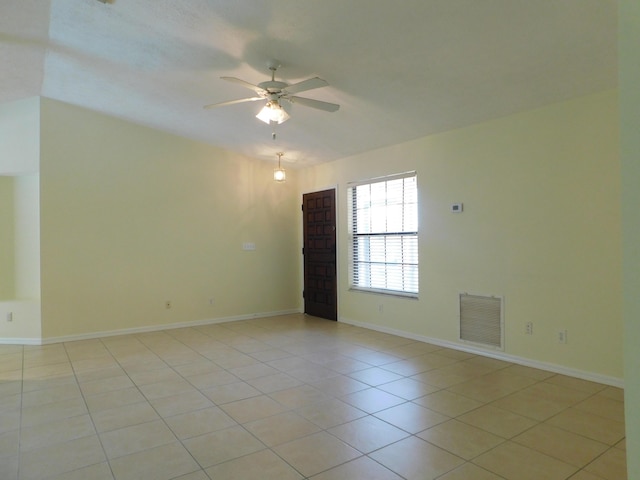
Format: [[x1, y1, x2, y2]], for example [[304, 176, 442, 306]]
[[301, 185, 339, 320]]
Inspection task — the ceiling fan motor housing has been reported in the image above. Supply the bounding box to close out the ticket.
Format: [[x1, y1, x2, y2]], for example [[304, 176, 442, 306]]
[[258, 80, 288, 93]]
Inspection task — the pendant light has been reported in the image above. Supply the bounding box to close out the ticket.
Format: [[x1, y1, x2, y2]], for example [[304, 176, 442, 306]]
[[274, 152, 286, 182]]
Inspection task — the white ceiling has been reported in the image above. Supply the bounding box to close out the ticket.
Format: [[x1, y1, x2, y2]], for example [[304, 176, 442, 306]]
[[0, 0, 617, 167]]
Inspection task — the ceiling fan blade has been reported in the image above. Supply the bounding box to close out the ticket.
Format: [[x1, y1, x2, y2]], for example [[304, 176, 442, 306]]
[[203, 97, 263, 109], [220, 76, 265, 94], [284, 77, 329, 95], [287, 96, 340, 112]]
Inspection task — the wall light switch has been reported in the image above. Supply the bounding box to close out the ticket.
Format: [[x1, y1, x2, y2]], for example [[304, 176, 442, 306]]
[[451, 203, 463, 213]]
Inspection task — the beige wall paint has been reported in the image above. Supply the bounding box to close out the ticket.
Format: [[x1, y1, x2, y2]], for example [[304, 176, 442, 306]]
[[620, 0, 639, 476], [0, 96, 40, 175], [0, 176, 15, 299], [39, 98, 299, 339], [300, 90, 622, 380], [14, 174, 40, 300], [0, 97, 42, 339]]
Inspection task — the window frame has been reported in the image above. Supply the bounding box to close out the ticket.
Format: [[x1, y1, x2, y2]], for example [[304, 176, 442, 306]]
[[347, 171, 419, 298]]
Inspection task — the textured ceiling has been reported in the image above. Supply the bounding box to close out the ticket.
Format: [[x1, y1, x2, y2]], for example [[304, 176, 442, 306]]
[[1, 0, 617, 167]]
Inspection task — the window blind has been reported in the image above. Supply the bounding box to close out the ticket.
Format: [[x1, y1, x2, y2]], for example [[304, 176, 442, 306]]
[[348, 172, 418, 296]]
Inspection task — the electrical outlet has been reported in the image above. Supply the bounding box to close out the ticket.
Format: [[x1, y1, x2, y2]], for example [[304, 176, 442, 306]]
[[378, 304, 384, 313], [209, 298, 215, 305], [6, 312, 13, 322], [525, 322, 533, 335], [557, 330, 568, 344], [165, 301, 172, 309]]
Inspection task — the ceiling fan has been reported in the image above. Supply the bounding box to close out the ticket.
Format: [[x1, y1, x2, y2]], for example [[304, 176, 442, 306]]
[[203, 60, 340, 124]]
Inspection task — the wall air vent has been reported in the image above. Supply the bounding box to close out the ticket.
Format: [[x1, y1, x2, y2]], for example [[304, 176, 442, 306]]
[[459, 293, 504, 350]]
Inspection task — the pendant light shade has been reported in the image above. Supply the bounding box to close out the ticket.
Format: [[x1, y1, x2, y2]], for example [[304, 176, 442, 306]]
[[274, 152, 286, 182]]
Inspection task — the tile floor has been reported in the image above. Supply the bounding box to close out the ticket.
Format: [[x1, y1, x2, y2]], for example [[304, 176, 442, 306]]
[[0, 314, 627, 479]]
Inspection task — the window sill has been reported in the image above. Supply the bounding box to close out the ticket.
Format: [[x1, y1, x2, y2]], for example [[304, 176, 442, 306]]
[[349, 287, 418, 300]]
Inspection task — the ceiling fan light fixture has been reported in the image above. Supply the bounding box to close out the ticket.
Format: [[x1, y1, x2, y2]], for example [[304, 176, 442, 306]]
[[274, 152, 286, 182], [256, 102, 290, 125]]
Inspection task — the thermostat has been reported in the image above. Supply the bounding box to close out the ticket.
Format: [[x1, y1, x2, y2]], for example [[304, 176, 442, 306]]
[[451, 203, 463, 213]]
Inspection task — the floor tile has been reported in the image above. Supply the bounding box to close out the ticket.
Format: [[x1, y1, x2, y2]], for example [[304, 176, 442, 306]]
[[446, 372, 532, 403], [185, 369, 240, 389], [183, 425, 265, 468], [269, 384, 331, 409], [202, 380, 262, 404], [229, 362, 281, 380], [19, 434, 106, 480], [220, 394, 288, 423], [309, 455, 403, 479], [0, 429, 18, 459], [21, 383, 83, 408], [246, 372, 303, 393], [149, 390, 214, 417], [126, 367, 183, 387], [273, 431, 361, 477], [84, 386, 146, 414], [295, 397, 367, 429], [369, 435, 464, 479], [205, 449, 303, 480], [164, 405, 237, 439], [110, 442, 200, 480], [327, 415, 410, 453], [171, 470, 210, 480], [348, 367, 404, 386], [47, 462, 114, 480], [512, 423, 609, 467], [79, 374, 134, 396], [583, 447, 628, 480], [308, 375, 369, 397], [91, 402, 159, 433], [545, 375, 608, 394], [138, 377, 197, 400], [473, 441, 578, 480], [413, 389, 483, 417], [376, 377, 440, 400], [437, 462, 504, 480], [373, 401, 449, 433], [21, 396, 88, 428], [546, 407, 626, 445], [99, 419, 176, 459], [457, 405, 538, 438], [567, 471, 607, 480], [0, 453, 18, 480], [340, 388, 405, 414], [574, 394, 626, 423], [490, 387, 570, 421], [418, 419, 504, 460], [244, 411, 321, 446], [19, 414, 96, 452]]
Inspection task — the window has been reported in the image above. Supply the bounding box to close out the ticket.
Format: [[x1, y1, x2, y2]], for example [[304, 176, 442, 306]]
[[348, 172, 418, 296]]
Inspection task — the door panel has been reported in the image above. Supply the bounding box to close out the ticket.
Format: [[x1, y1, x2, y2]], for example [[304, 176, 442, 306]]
[[303, 189, 337, 320]]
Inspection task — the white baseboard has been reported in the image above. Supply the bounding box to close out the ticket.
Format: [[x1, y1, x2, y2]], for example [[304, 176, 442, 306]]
[[0, 337, 42, 346], [339, 316, 624, 389], [0, 309, 300, 346]]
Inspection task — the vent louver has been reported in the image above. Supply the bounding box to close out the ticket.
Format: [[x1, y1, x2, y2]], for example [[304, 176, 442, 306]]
[[459, 293, 503, 350]]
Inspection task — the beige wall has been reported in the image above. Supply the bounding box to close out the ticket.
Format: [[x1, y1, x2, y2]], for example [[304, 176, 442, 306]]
[[620, 0, 639, 476], [38, 98, 300, 340], [0, 97, 42, 340], [0, 96, 40, 175], [14, 174, 40, 301], [0, 176, 15, 299], [300, 90, 622, 381]]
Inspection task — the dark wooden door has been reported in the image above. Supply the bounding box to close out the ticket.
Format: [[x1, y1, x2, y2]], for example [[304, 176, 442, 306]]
[[303, 189, 337, 320]]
